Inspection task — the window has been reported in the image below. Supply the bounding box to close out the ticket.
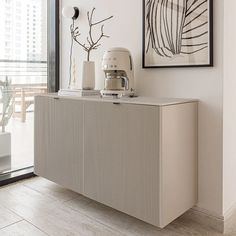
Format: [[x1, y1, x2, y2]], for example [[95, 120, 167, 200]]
[[0, 0, 59, 183]]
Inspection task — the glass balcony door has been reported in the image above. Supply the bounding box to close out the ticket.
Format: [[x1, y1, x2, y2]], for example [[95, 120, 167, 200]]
[[0, 0, 48, 174]]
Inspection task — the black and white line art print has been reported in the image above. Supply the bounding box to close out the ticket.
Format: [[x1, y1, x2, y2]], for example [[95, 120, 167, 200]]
[[143, 0, 213, 68]]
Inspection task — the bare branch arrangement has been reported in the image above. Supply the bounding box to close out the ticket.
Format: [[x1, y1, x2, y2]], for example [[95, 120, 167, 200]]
[[71, 8, 113, 61]]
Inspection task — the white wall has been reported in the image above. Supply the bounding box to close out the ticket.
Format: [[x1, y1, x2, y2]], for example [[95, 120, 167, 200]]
[[223, 0, 236, 216], [60, 0, 224, 216]]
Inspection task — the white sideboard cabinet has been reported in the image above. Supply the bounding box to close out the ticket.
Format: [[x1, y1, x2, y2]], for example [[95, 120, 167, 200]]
[[34, 95, 198, 228]]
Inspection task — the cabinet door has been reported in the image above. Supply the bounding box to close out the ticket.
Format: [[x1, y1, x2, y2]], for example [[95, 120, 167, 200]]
[[34, 96, 83, 193], [84, 101, 160, 226]]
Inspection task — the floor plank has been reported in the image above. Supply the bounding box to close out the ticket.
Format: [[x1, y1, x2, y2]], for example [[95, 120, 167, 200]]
[[0, 220, 48, 236], [63, 196, 227, 236], [0, 205, 22, 229], [0, 180, 124, 236], [23, 177, 78, 202]]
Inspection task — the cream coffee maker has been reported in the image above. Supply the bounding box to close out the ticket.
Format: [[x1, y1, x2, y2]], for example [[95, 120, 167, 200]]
[[100, 48, 135, 97]]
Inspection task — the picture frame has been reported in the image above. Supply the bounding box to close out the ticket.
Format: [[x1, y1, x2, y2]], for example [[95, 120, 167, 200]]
[[142, 0, 213, 68]]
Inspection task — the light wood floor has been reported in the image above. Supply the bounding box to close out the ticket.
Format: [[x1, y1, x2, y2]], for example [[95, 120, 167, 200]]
[[0, 177, 233, 236]]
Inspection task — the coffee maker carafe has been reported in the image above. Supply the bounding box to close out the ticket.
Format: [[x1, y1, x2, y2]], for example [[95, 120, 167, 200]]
[[100, 48, 135, 98]]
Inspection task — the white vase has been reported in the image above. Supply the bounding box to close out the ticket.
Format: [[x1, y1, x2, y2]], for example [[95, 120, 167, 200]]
[[82, 61, 95, 90], [0, 132, 11, 158], [0, 132, 11, 171]]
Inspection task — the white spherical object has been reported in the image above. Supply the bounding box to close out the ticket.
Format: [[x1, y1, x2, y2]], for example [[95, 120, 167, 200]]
[[62, 6, 77, 19]]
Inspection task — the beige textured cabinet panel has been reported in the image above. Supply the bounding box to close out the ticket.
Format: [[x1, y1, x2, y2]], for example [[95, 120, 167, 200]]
[[34, 96, 83, 193], [84, 101, 160, 226], [159, 103, 198, 227]]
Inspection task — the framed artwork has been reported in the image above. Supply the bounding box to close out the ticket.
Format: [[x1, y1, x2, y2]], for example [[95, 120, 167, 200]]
[[142, 0, 213, 68]]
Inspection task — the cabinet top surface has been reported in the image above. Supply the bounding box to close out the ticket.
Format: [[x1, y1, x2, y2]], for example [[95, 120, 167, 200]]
[[39, 94, 198, 106]]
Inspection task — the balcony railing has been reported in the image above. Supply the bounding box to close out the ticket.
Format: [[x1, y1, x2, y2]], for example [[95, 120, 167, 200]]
[[0, 60, 47, 85], [0, 60, 48, 122]]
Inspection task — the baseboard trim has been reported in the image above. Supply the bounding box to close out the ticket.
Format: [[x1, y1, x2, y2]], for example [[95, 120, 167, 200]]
[[182, 207, 224, 233], [182, 205, 236, 234], [223, 203, 236, 234]]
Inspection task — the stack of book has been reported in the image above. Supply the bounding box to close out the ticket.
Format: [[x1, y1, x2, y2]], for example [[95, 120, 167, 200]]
[[58, 89, 101, 97]]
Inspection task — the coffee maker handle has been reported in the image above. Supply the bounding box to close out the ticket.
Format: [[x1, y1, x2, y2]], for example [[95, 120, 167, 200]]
[[121, 76, 129, 90]]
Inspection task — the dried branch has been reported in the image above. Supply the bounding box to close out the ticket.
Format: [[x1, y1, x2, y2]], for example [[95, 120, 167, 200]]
[[92, 15, 114, 26], [72, 7, 113, 61]]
